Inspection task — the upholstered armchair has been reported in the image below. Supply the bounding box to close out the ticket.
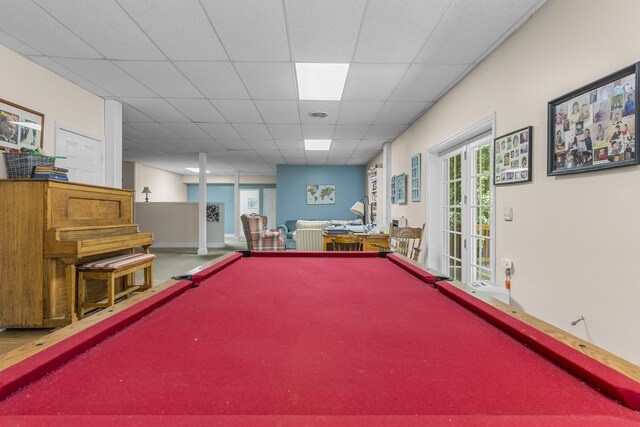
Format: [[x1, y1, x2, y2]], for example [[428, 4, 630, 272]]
[[241, 214, 286, 251]]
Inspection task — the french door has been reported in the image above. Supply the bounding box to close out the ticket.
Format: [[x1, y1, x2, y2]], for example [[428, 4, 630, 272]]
[[441, 136, 494, 283]]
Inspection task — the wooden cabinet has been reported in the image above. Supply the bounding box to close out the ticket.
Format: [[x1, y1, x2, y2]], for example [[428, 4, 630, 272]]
[[0, 179, 151, 328]]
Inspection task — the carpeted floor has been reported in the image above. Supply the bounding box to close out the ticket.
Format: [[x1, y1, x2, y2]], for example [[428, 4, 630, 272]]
[[148, 239, 247, 285]]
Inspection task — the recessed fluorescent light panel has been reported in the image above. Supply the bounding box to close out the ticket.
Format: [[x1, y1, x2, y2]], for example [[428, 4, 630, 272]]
[[185, 167, 210, 173], [304, 139, 332, 151], [296, 63, 349, 101]]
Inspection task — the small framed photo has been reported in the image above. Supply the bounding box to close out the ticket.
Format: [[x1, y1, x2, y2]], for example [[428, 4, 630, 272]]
[[395, 173, 407, 204], [547, 63, 639, 176], [0, 98, 44, 150], [494, 126, 532, 185]]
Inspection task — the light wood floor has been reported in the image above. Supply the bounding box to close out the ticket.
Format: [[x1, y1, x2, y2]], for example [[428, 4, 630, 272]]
[[0, 244, 243, 357]]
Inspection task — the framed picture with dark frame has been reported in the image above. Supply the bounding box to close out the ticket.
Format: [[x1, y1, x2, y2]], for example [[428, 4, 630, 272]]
[[494, 126, 532, 185], [0, 98, 44, 151], [547, 62, 640, 176]]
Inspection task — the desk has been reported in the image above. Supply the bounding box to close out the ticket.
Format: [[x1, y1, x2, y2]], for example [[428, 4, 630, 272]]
[[1, 252, 640, 425], [323, 232, 389, 251]]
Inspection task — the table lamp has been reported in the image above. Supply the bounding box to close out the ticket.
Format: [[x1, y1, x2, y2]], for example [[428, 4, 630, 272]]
[[350, 196, 369, 224], [142, 187, 151, 202]]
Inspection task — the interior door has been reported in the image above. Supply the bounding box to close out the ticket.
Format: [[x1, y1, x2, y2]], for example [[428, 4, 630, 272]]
[[55, 127, 104, 185], [441, 136, 494, 283]]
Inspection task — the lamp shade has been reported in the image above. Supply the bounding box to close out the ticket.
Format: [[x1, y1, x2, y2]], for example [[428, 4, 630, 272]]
[[142, 187, 151, 194], [349, 201, 365, 216]]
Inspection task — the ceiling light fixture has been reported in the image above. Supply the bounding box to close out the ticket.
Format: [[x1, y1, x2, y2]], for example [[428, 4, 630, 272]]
[[295, 63, 349, 101], [304, 139, 332, 151], [185, 167, 211, 173]]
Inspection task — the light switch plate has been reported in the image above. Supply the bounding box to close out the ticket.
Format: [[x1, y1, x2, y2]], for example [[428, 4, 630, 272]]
[[503, 207, 513, 221]]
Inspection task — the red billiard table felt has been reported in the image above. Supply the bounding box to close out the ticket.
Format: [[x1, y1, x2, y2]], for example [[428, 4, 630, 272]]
[[0, 253, 639, 424]]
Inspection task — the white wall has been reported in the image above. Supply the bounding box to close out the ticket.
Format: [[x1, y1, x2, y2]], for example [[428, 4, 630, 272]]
[[385, 0, 640, 364], [135, 163, 187, 202], [0, 44, 104, 177]]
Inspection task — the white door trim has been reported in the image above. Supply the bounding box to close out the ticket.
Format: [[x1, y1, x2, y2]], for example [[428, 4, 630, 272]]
[[426, 112, 496, 277]]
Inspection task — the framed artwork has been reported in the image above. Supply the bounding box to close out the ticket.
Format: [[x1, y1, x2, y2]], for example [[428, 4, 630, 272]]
[[548, 63, 639, 176], [494, 126, 532, 185], [395, 173, 407, 204], [390, 175, 396, 204], [206, 203, 221, 222], [306, 184, 335, 204], [410, 154, 421, 201], [0, 98, 44, 150]]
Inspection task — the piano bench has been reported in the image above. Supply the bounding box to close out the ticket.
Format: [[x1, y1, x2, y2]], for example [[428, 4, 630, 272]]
[[77, 253, 156, 319]]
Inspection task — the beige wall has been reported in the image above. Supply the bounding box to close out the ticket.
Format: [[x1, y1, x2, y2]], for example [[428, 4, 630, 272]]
[[0, 44, 104, 177], [135, 163, 187, 202], [135, 202, 225, 248], [388, 0, 640, 364]]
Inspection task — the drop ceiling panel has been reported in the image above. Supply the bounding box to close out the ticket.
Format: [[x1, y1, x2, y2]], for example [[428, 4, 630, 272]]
[[235, 62, 296, 100], [390, 64, 469, 101], [285, 0, 365, 62], [54, 59, 156, 97], [255, 101, 300, 124], [126, 123, 181, 139], [275, 140, 303, 150], [118, 0, 227, 60], [34, 0, 164, 60], [280, 150, 305, 157], [165, 99, 226, 123], [342, 64, 409, 101], [415, 0, 541, 65], [334, 125, 370, 140], [301, 125, 335, 139], [326, 158, 349, 165], [115, 61, 201, 98], [0, 30, 41, 55], [121, 98, 190, 122], [375, 102, 428, 124], [232, 124, 271, 139], [354, 0, 450, 63], [267, 124, 303, 139], [365, 124, 408, 140], [330, 140, 360, 150], [357, 140, 385, 150], [337, 102, 384, 124], [247, 140, 278, 150], [162, 123, 211, 139], [122, 103, 154, 123], [201, 0, 289, 61], [0, 1, 100, 58], [184, 139, 227, 152], [122, 124, 147, 140], [213, 100, 263, 123], [175, 62, 249, 99], [197, 123, 242, 139], [28, 56, 112, 97]]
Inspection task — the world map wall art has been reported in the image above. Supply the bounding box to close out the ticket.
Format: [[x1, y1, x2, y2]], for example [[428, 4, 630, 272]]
[[306, 184, 335, 204]]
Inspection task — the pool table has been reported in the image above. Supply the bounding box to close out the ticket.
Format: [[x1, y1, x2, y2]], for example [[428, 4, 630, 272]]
[[1, 251, 640, 426]]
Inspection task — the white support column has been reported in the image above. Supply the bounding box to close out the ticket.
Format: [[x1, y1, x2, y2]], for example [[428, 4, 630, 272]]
[[104, 100, 122, 188], [234, 169, 240, 241], [382, 141, 392, 226], [197, 152, 208, 255]]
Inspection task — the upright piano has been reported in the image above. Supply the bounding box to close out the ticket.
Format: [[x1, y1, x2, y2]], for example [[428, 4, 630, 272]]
[[0, 179, 153, 328]]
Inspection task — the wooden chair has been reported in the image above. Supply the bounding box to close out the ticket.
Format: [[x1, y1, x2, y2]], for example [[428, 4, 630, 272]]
[[379, 224, 425, 261], [328, 234, 363, 251]]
